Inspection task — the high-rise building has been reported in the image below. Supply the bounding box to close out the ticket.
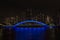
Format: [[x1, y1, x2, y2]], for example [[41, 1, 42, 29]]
[[4, 17, 11, 25]]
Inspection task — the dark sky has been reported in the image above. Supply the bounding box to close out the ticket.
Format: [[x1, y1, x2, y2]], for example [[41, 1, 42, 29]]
[[16, 0, 60, 8], [0, 0, 60, 16], [0, 0, 60, 8]]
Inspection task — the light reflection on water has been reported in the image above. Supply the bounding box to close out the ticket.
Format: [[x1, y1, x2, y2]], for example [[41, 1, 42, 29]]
[[15, 27, 46, 40]]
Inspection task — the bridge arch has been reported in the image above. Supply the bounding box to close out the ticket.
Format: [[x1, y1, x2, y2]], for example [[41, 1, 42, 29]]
[[13, 20, 48, 28]]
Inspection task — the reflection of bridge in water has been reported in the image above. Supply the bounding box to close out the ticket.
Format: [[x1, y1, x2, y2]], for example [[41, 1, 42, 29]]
[[13, 20, 49, 40]]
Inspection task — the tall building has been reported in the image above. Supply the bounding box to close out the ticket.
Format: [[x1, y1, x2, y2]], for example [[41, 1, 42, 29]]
[[4, 17, 11, 25]]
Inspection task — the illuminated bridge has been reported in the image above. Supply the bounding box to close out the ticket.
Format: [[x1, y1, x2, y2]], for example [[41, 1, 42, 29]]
[[12, 20, 49, 40]]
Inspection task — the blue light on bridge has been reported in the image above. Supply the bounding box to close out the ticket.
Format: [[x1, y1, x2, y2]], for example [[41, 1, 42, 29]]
[[13, 20, 49, 40]]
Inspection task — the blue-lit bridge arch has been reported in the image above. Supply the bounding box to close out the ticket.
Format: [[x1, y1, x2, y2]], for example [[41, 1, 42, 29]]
[[13, 20, 49, 40], [13, 20, 48, 28]]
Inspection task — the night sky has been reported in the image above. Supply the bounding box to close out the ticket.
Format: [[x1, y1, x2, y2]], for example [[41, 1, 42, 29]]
[[0, 0, 60, 16]]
